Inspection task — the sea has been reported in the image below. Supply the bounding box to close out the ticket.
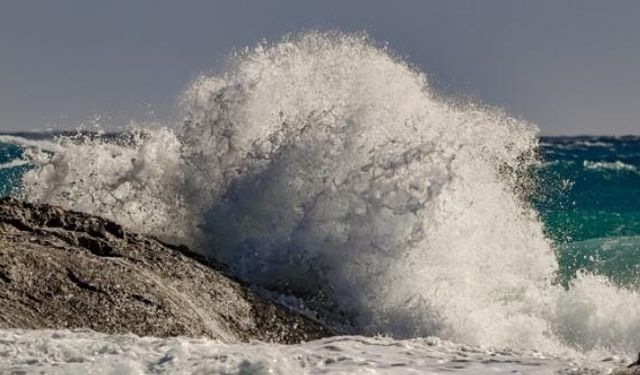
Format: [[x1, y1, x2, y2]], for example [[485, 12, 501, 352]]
[[1, 32, 639, 374]]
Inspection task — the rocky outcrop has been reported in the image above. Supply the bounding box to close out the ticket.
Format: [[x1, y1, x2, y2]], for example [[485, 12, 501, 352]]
[[0, 198, 330, 343]]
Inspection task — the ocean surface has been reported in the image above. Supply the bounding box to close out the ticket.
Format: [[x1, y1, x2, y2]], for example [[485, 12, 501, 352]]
[[1, 33, 639, 374], [536, 137, 640, 290]]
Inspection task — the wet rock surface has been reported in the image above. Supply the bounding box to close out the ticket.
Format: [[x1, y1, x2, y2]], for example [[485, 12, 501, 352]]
[[0, 198, 330, 343]]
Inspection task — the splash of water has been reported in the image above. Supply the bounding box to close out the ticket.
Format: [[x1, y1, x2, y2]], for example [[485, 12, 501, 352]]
[[20, 32, 640, 354]]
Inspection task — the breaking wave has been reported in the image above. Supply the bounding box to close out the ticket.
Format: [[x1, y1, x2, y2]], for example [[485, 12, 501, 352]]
[[17, 32, 640, 355]]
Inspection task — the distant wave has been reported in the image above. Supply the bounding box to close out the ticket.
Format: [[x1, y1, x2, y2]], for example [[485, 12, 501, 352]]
[[0, 159, 29, 170], [580, 140, 615, 147], [0, 135, 61, 153], [583, 160, 638, 173], [540, 160, 575, 168]]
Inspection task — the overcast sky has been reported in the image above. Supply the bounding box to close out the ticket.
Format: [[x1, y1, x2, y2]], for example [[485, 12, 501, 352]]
[[1, 0, 638, 135]]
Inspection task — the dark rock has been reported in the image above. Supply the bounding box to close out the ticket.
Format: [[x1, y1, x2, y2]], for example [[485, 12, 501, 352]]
[[0, 198, 331, 343]]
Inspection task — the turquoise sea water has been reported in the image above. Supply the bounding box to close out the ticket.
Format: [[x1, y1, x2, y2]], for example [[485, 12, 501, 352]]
[[2, 135, 639, 288], [534, 136, 640, 287], [0, 141, 29, 197]]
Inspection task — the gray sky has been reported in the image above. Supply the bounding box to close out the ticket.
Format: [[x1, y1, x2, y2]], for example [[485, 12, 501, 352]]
[[1, 0, 638, 135]]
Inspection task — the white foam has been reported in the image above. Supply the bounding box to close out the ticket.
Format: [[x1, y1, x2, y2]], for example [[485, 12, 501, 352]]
[[0, 329, 625, 374], [21, 128, 188, 239]]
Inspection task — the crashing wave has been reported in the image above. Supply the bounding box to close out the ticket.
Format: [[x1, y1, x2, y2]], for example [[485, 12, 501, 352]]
[[17, 32, 640, 355]]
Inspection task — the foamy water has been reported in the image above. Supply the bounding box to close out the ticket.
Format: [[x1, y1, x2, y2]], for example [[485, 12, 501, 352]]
[[0, 330, 626, 374], [8, 32, 640, 366]]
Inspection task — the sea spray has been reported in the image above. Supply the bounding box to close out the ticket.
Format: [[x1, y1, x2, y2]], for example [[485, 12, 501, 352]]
[[21, 128, 188, 240], [18, 32, 640, 355]]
